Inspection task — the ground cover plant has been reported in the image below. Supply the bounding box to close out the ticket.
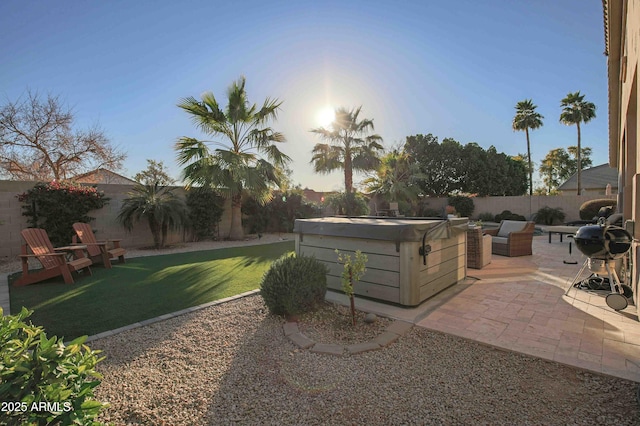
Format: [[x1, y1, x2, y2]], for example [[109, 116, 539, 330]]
[[9, 241, 294, 340], [0, 307, 108, 425]]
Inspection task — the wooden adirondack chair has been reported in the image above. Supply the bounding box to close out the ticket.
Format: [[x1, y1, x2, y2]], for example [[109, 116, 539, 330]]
[[14, 228, 93, 286], [72, 222, 126, 269]]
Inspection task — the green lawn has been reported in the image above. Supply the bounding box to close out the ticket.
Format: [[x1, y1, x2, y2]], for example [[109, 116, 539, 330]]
[[9, 241, 294, 340]]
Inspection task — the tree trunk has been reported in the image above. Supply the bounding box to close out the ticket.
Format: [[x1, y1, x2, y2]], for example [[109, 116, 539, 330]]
[[161, 221, 168, 248], [526, 128, 532, 196], [576, 122, 582, 195], [228, 193, 244, 240], [344, 156, 353, 194], [148, 216, 161, 249], [344, 151, 353, 216]]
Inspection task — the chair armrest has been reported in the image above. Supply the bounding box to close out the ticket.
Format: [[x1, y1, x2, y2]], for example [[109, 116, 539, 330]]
[[19, 253, 66, 258], [484, 229, 499, 236], [105, 239, 123, 248], [509, 230, 534, 239]]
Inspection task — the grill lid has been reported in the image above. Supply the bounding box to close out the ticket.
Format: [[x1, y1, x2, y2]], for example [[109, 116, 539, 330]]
[[574, 224, 632, 260]]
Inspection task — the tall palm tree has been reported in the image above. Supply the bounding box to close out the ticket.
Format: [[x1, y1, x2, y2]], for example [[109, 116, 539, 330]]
[[117, 182, 186, 249], [512, 99, 544, 196], [175, 77, 290, 240], [310, 106, 383, 215], [560, 91, 596, 195]]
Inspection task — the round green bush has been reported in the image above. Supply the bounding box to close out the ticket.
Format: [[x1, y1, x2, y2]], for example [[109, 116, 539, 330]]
[[447, 195, 474, 218], [495, 210, 526, 222], [260, 254, 328, 316], [579, 199, 617, 220]]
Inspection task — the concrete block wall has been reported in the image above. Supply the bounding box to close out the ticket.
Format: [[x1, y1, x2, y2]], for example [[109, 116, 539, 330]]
[[0, 181, 233, 261], [379, 194, 617, 222]]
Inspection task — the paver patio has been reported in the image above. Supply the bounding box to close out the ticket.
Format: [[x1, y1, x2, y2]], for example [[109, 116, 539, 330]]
[[327, 234, 640, 383]]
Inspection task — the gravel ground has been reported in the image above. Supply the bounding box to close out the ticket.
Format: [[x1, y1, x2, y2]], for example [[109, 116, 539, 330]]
[[6, 234, 640, 424], [92, 295, 640, 425]]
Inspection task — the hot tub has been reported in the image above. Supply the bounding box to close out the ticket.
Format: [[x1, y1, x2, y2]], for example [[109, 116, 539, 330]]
[[293, 217, 468, 306]]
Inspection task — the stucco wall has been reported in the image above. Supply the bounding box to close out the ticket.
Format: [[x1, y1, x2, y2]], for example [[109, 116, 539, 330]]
[[0, 181, 232, 260], [399, 194, 616, 222]]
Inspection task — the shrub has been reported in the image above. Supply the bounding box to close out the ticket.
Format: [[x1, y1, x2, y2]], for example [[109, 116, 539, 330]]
[[418, 207, 442, 218], [17, 181, 109, 246], [260, 254, 328, 316], [323, 192, 369, 216], [495, 210, 526, 222], [243, 191, 323, 234], [186, 187, 225, 240], [579, 199, 617, 220], [533, 206, 566, 225], [478, 212, 495, 222], [0, 307, 108, 425], [447, 195, 474, 218]]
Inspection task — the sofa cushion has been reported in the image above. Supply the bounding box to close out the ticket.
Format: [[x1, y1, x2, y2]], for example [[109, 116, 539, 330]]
[[497, 220, 526, 237], [491, 236, 508, 245]]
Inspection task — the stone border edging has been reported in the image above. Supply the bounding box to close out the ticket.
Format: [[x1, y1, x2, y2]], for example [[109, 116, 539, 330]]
[[284, 319, 413, 355]]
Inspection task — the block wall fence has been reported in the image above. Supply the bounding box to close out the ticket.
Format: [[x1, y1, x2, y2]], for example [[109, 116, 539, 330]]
[[0, 179, 616, 261], [413, 194, 617, 222], [0, 181, 233, 260]]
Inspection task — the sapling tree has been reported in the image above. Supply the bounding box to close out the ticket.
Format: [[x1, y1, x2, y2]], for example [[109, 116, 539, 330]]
[[336, 249, 368, 325]]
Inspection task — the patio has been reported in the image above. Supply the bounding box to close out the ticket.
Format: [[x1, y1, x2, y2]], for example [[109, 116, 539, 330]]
[[327, 233, 640, 382]]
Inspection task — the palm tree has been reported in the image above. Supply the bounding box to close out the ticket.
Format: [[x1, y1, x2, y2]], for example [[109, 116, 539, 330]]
[[175, 77, 290, 240], [512, 99, 544, 196], [363, 149, 423, 214], [560, 91, 596, 195], [310, 106, 383, 215], [117, 182, 186, 249]]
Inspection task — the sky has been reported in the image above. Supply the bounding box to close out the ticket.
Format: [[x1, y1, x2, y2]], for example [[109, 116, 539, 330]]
[[0, 0, 609, 192]]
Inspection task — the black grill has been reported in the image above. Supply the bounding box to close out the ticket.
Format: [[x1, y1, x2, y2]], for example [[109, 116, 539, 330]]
[[574, 224, 632, 260]]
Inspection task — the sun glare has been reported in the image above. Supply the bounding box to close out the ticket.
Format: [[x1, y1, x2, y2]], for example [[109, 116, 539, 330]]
[[316, 106, 335, 128]]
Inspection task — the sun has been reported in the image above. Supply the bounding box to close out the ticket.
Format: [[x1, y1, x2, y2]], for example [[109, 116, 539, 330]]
[[315, 106, 335, 128]]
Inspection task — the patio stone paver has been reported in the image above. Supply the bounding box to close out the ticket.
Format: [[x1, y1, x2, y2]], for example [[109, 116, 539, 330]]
[[311, 343, 344, 355], [346, 341, 380, 354], [288, 332, 314, 349], [385, 320, 413, 336], [372, 331, 400, 347], [283, 322, 298, 336], [413, 236, 640, 382]]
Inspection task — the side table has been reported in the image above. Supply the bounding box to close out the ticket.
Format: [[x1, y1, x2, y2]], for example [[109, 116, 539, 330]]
[[467, 228, 492, 269]]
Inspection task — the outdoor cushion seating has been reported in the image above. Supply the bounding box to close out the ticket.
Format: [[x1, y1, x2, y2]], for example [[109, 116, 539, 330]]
[[72, 222, 126, 268], [14, 228, 93, 286], [484, 220, 535, 257]]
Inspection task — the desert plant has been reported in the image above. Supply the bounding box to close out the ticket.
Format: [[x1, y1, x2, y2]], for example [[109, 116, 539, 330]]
[[336, 250, 368, 326], [579, 198, 617, 221], [448, 195, 474, 218], [117, 182, 187, 249], [0, 307, 108, 425], [260, 254, 328, 317], [533, 206, 566, 225], [17, 181, 109, 246]]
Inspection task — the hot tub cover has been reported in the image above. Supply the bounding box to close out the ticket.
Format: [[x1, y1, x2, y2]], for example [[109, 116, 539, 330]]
[[293, 217, 469, 242]]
